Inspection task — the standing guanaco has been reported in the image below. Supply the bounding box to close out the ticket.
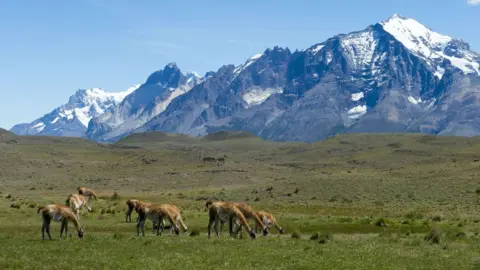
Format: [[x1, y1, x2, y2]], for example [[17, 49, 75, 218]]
[[205, 200, 256, 239], [37, 204, 84, 240], [77, 186, 98, 202]]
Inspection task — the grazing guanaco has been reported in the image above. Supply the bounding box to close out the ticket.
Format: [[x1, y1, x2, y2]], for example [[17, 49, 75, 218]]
[[255, 211, 284, 234], [205, 200, 256, 239], [207, 200, 269, 237], [66, 194, 92, 220], [77, 186, 98, 202], [126, 199, 165, 232], [135, 202, 183, 236], [37, 204, 84, 240]]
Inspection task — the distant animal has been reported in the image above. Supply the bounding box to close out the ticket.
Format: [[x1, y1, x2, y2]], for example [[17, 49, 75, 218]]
[[37, 204, 84, 240], [202, 157, 217, 163], [77, 187, 98, 202], [217, 157, 225, 166], [65, 194, 92, 220], [205, 200, 256, 239]]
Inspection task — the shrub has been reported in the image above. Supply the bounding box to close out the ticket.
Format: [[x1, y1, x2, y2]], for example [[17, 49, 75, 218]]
[[432, 215, 442, 222], [189, 229, 201, 237], [294, 188, 300, 194], [424, 228, 442, 244], [375, 218, 387, 227], [5, 194, 12, 199], [254, 197, 260, 202], [310, 233, 319, 241], [10, 202, 21, 209], [404, 211, 424, 220], [111, 192, 120, 200], [291, 231, 301, 239]]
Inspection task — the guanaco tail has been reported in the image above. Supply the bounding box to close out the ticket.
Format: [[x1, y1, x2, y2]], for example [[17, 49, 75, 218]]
[[37, 204, 84, 240]]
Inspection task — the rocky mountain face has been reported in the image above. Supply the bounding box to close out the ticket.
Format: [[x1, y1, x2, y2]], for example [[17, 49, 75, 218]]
[[10, 86, 139, 137], [131, 14, 480, 142], [12, 14, 480, 143], [86, 63, 202, 141]]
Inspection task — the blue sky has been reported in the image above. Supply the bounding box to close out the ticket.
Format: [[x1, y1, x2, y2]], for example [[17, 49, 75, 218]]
[[0, 0, 479, 129]]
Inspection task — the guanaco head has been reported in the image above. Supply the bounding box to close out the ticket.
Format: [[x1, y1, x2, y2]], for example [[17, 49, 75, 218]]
[[249, 229, 256, 239], [78, 228, 84, 238], [37, 205, 44, 214], [205, 200, 214, 208]]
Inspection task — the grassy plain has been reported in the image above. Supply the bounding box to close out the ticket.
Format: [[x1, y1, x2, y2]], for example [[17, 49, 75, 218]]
[[0, 129, 480, 269]]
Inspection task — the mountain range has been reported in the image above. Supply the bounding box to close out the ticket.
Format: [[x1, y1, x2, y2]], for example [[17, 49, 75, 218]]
[[10, 14, 480, 142]]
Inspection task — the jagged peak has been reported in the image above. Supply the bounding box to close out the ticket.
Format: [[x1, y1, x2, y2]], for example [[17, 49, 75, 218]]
[[166, 62, 178, 69]]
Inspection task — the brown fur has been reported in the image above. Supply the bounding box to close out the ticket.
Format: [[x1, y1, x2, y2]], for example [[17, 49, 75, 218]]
[[38, 204, 84, 240], [255, 211, 284, 234], [206, 201, 256, 239], [208, 201, 269, 237], [65, 194, 92, 220], [135, 201, 183, 236], [77, 187, 98, 201]]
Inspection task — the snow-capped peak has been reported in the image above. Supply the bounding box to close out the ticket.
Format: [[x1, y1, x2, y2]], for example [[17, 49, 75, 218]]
[[381, 14, 479, 78], [381, 14, 452, 57], [234, 53, 264, 76]]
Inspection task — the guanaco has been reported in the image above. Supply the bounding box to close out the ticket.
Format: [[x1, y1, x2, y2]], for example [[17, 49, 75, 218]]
[[37, 204, 84, 240], [207, 200, 269, 237], [125, 199, 170, 233], [205, 200, 256, 239], [255, 211, 284, 234], [135, 202, 183, 236], [66, 194, 92, 220], [77, 186, 98, 202]]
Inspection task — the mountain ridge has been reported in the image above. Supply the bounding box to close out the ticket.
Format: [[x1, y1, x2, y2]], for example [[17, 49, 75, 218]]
[[11, 14, 480, 143]]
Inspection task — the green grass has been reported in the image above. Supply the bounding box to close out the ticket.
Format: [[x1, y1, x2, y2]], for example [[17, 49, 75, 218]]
[[1, 131, 480, 269]]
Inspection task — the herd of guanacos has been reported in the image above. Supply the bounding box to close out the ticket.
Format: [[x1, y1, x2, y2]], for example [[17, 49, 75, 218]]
[[36, 187, 284, 240]]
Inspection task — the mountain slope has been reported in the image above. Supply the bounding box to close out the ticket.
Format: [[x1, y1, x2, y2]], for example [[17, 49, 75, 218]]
[[10, 86, 139, 137], [131, 14, 480, 142], [86, 63, 202, 141]]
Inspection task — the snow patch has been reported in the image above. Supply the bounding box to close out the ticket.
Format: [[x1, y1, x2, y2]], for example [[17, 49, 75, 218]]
[[341, 31, 377, 69], [408, 96, 422, 105], [311, 44, 325, 55], [51, 117, 60, 124], [234, 53, 264, 76], [33, 122, 45, 132], [242, 87, 283, 107], [347, 105, 367, 119], [351, 92, 364, 101]]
